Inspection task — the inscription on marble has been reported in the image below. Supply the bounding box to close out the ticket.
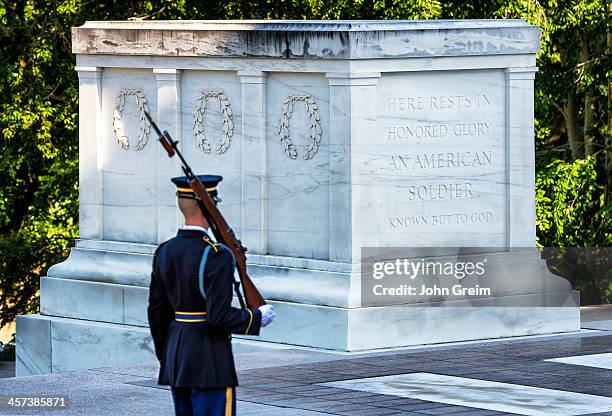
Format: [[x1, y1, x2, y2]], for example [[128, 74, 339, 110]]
[[389, 211, 494, 229], [387, 122, 491, 140], [375, 71, 507, 245], [390, 151, 492, 170], [402, 182, 473, 201], [386, 94, 491, 112]]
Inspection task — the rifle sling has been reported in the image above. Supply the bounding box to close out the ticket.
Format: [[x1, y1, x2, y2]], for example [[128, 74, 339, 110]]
[[234, 281, 246, 310]]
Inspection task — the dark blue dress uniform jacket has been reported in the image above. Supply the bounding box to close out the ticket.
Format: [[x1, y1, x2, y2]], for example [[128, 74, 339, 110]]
[[147, 228, 262, 388]]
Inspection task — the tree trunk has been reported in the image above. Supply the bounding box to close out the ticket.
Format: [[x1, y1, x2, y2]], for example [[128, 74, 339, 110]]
[[564, 88, 583, 159], [581, 41, 596, 157], [559, 44, 583, 160]]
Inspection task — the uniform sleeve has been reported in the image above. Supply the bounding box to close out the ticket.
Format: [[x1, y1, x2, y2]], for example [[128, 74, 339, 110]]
[[205, 250, 262, 335], [147, 248, 174, 361]]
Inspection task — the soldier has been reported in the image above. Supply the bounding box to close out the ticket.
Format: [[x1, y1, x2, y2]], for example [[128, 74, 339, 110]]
[[148, 174, 275, 416]]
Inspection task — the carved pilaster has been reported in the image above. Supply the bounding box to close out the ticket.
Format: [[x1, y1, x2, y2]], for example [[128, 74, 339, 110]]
[[75, 66, 103, 240], [154, 69, 182, 242], [326, 73, 381, 263], [505, 67, 538, 247], [239, 71, 268, 254]]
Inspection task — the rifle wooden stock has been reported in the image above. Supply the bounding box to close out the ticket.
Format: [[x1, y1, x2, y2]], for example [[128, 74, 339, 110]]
[[144, 111, 266, 309]]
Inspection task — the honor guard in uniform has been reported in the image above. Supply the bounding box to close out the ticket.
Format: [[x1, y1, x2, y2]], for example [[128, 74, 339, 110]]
[[148, 174, 276, 416]]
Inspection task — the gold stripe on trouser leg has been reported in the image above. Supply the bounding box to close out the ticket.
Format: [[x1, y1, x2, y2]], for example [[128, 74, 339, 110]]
[[225, 387, 233, 416]]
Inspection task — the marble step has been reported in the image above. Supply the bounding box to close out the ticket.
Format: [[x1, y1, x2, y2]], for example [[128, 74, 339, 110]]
[[18, 298, 581, 377], [16, 314, 156, 376]]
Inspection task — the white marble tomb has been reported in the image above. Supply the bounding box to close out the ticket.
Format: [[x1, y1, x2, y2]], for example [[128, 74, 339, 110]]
[[16, 20, 579, 376]]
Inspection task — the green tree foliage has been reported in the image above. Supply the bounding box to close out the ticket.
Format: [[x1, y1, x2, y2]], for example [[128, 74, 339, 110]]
[[0, 340, 15, 361], [0, 0, 609, 329], [536, 157, 610, 247], [0, 1, 82, 329], [532, 1, 611, 251]]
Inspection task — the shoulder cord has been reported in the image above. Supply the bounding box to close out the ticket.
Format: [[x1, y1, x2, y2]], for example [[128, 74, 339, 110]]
[[198, 243, 247, 310]]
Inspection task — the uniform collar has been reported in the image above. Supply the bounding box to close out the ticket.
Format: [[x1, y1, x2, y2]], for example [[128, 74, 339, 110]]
[[177, 225, 209, 238], [181, 225, 208, 233]]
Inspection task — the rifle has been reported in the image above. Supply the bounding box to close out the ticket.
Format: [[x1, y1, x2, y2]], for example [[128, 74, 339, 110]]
[[144, 111, 266, 309]]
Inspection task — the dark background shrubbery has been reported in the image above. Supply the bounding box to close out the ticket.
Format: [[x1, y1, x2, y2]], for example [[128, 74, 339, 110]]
[[0, 0, 610, 333], [0, 341, 15, 361]]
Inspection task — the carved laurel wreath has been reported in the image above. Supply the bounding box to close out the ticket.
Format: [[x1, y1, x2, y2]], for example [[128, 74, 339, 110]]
[[112, 89, 151, 150], [193, 90, 234, 154], [279, 95, 322, 160]]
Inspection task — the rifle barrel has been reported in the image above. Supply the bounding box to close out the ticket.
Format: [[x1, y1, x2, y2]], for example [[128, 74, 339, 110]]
[[144, 111, 163, 137], [148, 112, 267, 309]]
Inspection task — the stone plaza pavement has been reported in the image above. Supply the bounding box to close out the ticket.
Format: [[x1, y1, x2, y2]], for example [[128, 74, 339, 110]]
[[1, 325, 612, 416]]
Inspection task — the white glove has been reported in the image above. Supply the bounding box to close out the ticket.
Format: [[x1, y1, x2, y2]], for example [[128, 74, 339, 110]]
[[258, 304, 275, 327]]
